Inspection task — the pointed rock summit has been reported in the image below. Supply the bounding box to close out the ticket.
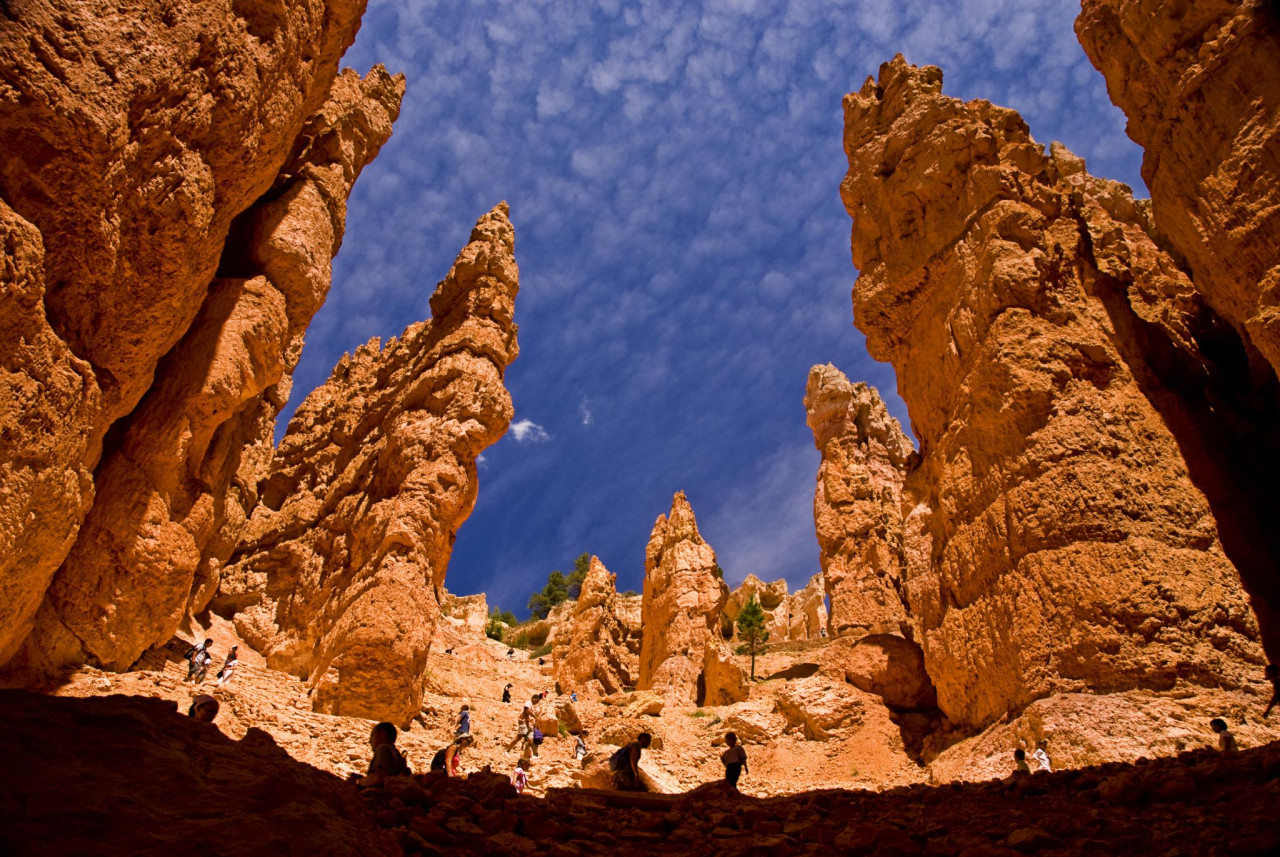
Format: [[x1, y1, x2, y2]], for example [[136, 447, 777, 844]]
[[214, 203, 520, 724], [638, 492, 745, 705], [552, 556, 638, 696], [805, 365, 915, 639]]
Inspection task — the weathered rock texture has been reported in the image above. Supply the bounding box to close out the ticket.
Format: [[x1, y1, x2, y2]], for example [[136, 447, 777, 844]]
[[723, 575, 790, 641], [215, 204, 520, 724], [552, 556, 638, 695], [840, 56, 1265, 730], [787, 573, 829, 641], [1077, 0, 1280, 657], [638, 492, 734, 705], [806, 365, 915, 638], [440, 589, 489, 639], [0, 0, 395, 674]]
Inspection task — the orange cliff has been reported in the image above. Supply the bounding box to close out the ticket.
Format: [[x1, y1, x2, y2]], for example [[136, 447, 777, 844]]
[[214, 204, 520, 726], [838, 56, 1267, 734], [0, 0, 402, 678]]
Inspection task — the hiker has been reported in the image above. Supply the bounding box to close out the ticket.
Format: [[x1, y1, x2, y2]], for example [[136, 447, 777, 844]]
[[512, 758, 530, 794], [721, 731, 748, 789], [215, 646, 239, 686], [357, 722, 409, 788], [570, 691, 578, 703], [502, 683, 512, 704], [1032, 741, 1052, 773], [610, 732, 652, 791], [574, 730, 588, 761], [506, 693, 538, 756], [187, 694, 219, 723], [184, 638, 214, 683], [1210, 718, 1239, 752], [1013, 748, 1031, 775], [538, 657, 545, 666], [432, 734, 475, 777], [1264, 664, 1279, 718], [445, 647, 455, 655], [455, 704, 471, 737], [507, 648, 515, 660]]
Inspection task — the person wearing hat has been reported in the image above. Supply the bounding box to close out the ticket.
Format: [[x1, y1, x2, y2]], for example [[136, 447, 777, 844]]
[[188, 695, 220, 723]]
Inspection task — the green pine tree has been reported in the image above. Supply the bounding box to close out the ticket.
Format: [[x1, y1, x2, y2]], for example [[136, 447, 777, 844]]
[[566, 552, 591, 599], [735, 594, 770, 680], [527, 570, 570, 619]]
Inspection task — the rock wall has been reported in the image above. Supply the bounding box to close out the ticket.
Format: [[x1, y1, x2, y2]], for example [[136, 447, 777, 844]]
[[723, 575, 790, 642], [638, 492, 733, 705], [805, 364, 914, 638], [787, 573, 829, 641], [552, 556, 638, 695], [215, 204, 520, 724], [440, 590, 489, 639], [839, 56, 1265, 730], [0, 0, 387, 673], [1077, 0, 1280, 657]]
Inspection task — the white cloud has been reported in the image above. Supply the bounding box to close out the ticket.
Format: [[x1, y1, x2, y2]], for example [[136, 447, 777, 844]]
[[510, 419, 551, 443], [579, 398, 594, 426]]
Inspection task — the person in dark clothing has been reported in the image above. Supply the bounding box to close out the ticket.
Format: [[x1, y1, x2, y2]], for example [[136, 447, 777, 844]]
[[720, 732, 747, 788], [357, 721, 409, 788], [502, 683, 512, 704], [612, 732, 651, 791]]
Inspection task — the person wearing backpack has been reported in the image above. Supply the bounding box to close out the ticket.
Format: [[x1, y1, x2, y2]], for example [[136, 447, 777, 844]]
[[357, 722, 409, 789], [432, 734, 475, 777], [610, 732, 651, 791], [183, 639, 213, 683]]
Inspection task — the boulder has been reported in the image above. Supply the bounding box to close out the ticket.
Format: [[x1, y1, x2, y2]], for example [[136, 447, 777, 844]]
[[775, 677, 867, 741], [701, 643, 750, 707], [602, 691, 665, 718], [554, 699, 583, 734], [722, 707, 787, 744], [820, 635, 937, 712]]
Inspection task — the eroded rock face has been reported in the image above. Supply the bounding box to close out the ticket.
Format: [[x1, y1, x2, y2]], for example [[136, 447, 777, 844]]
[[723, 575, 790, 642], [638, 492, 731, 705], [805, 365, 914, 638], [440, 590, 489, 639], [19, 67, 404, 677], [0, 0, 372, 673], [701, 642, 750, 706], [215, 204, 520, 724], [787, 574, 829, 641], [1076, 0, 1280, 658], [552, 556, 638, 695], [840, 56, 1264, 730], [819, 634, 936, 712]]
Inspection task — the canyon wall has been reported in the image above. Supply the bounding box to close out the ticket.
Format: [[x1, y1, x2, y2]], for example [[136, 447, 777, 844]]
[[638, 492, 735, 705], [0, 0, 387, 673], [839, 56, 1265, 730], [722, 574, 829, 642], [1077, 0, 1280, 656], [214, 204, 519, 724], [805, 364, 914, 638], [552, 556, 638, 695]]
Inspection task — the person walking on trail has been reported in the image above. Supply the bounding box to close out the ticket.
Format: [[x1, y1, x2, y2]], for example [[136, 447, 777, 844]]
[[1264, 664, 1279, 718], [1032, 741, 1052, 773], [356, 722, 410, 789], [506, 693, 538, 756], [1210, 718, 1239, 752], [512, 759, 530, 794], [502, 683, 513, 704], [215, 646, 239, 686], [610, 732, 652, 791], [720, 731, 748, 789], [184, 638, 214, 683], [574, 731, 588, 761], [432, 734, 475, 777], [187, 694, 220, 723], [1013, 748, 1031, 775], [455, 704, 471, 737]]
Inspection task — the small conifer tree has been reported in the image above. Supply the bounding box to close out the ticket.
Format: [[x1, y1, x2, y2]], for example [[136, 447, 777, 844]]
[[735, 594, 770, 680]]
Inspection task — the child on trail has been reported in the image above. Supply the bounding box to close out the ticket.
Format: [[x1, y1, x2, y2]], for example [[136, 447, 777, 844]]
[[456, 705, 471, 736], [1032, 741, 1052, 773], [184, 638, 214, 683], [1210, 718, 1239, 752], [610, 732, 652, 791], [216, 646, 238, 686], [512, 759, 529, 795], [357, 722, 410, 789], [1013, 748, 1031, 775], [720, 732, 748, 789], [187, 694, 220, 723], [1264, 664, 1279, 718]]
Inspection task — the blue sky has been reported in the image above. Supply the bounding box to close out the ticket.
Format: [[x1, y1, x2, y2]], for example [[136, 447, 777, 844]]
[[288, 0, 1145, 617]]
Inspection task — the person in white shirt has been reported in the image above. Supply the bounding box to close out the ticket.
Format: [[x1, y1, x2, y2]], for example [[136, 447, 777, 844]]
[[1032, 741, 1052, 773], [721, 731, 748, 789]]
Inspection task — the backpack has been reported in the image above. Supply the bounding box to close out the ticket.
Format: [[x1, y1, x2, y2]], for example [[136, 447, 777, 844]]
[[608, 744, 630, 771], [430, 748, 447, 772], [532, 728, 544, 745]]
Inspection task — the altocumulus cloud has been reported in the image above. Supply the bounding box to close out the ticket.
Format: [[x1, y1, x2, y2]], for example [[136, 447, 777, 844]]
[[290, 0, 1145, 610]]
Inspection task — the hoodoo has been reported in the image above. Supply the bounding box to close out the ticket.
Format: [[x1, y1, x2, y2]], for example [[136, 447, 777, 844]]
[[214, 204, 520, 724]]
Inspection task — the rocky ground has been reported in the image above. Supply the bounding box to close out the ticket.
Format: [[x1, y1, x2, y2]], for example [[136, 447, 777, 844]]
[[4, 686, 1278, 857]]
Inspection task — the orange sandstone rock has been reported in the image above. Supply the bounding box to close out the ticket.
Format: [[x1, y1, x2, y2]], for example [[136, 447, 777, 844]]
[[786, 573, 829, 641], [638, 492, 734, 705], [215, 204, 520, 724], [840, 56, 1264, 730], [805, 364, 914, 638], [552, 556, 638, 696], [723, 575, 790, 641]]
